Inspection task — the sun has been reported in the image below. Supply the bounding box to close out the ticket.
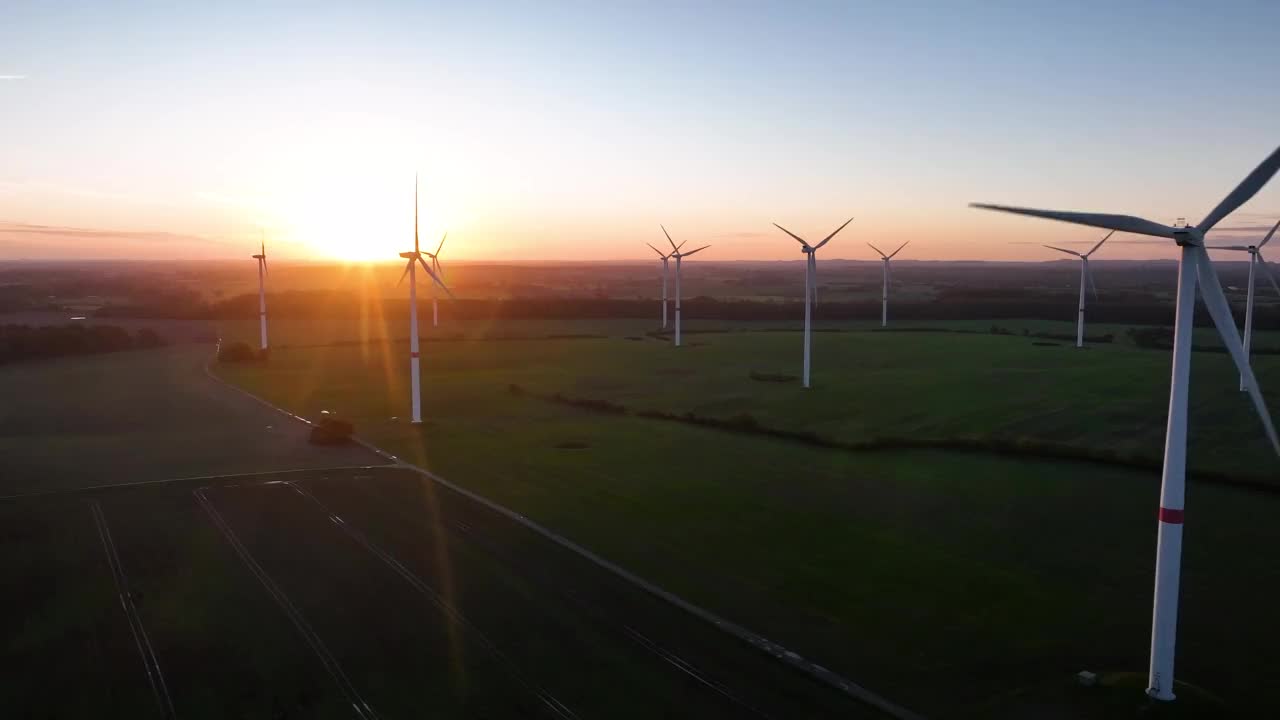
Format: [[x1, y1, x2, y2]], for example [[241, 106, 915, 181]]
[[276, 172, 460, 262]]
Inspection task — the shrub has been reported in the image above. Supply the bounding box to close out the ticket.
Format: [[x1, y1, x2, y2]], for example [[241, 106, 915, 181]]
[[216, 341, 257, 363], [308, 417, 354, 445]]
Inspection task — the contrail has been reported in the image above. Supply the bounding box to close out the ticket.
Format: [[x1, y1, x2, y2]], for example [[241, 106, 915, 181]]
[[0, 75, 27, 80]]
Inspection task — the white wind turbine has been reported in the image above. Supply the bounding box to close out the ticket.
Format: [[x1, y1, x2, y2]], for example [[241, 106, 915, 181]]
[[1043, 231, 1114, 347], [422, 233, 448, 327], [251, 234, 269, 353], [662, 226, 708, 348], [972, 145, 1280, 703], [1208, 218, 1280, 391], [398, 175, 452, 424], [773, 218, 853, 388], [867, 241, 908, 328], [646, 238, 684, 329]]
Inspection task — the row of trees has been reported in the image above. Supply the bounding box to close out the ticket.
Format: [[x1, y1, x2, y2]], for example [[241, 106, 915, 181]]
[[0, 324, 165, 365], [121, 290, 1277, 330]]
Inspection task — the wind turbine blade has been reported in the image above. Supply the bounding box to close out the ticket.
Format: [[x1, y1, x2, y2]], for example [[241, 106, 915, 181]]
[[436, 232, 447, 256], [1044, 245, 1083, 257], [1085, 261, 1098, 300], [1256, 250, 1280, 296], [662, 225, 678, 252], [813, 216, 853, 250], [1085, 230, 1115, 257], [682, 245, 710, 257], [418, 256, 454, 298], [867, 242, 887, 258], [1192, 245, 1280, 454], [888, 241, 909, 259], [397, 261, 411, 287], [1197, 146, 1280, 233], [1206, 245, 1253, 251], [263, 255, 269, 277], [773, 223, 810, 248], [646, 242, 666, 258], [1260, 218, 1280, 248], [414, 173, 420, 254], [970, 203, 1175, 239]]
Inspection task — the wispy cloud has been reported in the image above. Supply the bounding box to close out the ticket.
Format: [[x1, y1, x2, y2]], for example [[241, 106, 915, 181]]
[[0, 221, 231, 247], [0, 75, 27, 80], [1209, 223, 1280, 234]]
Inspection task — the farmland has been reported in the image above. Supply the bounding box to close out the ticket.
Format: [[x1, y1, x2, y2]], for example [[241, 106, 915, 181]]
[[212, 318, 1280, 716], [0, 346, 877, 719]]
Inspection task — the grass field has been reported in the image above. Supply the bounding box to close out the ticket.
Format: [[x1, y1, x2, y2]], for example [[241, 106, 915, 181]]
[[212, 319, 1280, 716]]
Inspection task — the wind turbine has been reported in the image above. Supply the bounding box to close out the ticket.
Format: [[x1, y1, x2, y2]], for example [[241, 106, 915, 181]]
[[972, 145, 1280, 703], [1042, 231, 1114, 347], [398, 175, 452, 424], [252, 233, 269, 353], [662, 226, 708, 348], [422, 233, 448, 327], [1208, 218, 1280, 391], [867, 241, 908, 328], [646, 238, 684, 329], [773, 218, 853, 388]]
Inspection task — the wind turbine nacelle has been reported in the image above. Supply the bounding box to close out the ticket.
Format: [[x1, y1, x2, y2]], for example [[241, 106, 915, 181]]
[[252, 254, 265, 259], [1172, 228, 1203, 247], [399, 251, 418, 259]]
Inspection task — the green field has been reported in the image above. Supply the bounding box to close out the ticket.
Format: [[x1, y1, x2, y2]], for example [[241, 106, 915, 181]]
[[213, 319, 1280, 716]]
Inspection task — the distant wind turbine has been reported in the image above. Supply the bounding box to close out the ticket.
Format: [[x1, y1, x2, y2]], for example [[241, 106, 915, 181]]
[[1043, 231, 1113, 347], [774, 218, 853, 388], [646, 238, 684, 329], [972, 144, 1280, 703], [398, 174, 452, 424], [1208, 218, 1280, 391], [662, 226, 708, 347], [252, 234, 269, 353], [423, 233, 448, 327], [867, 241, 908, 328]]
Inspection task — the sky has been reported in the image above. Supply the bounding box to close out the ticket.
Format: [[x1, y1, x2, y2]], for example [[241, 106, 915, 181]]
[[2, 1, 1280, 263]]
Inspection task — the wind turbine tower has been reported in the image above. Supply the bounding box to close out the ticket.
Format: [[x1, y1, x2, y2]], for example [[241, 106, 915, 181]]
[[1208, 218, 1280, 390], [252, 234, 269, 353], [397, 175, 452, 424], [972, 145, 1280, 703], [773, 217, 853, 388], [662, 226, 708, 348], [867, 241, 908, 328], [1043, 231, 1113, 347]]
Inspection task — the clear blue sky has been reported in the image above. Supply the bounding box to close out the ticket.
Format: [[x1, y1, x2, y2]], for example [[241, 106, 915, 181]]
[[2, 1, 1278, 260]]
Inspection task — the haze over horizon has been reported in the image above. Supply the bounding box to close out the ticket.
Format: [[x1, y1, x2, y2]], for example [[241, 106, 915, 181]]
[[3, 1, 1279, 263]]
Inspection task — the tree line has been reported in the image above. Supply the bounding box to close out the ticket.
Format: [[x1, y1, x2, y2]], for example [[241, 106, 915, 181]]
[[0, 324, 166, 365], [99, 289, 1280, 330]]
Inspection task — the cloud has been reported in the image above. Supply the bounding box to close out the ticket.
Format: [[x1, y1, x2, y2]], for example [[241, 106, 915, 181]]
[[0, 221, 231, 247], [0, 75, 26, 80], [1209, 223, 1280, 234]]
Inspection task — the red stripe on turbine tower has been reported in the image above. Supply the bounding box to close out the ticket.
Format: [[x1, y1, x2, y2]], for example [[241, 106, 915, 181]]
[[410, 351, 420, 358], [1158, 507, 1184, 524]]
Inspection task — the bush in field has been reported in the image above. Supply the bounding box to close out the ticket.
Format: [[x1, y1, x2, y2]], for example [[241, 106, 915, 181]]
[[1128, 326, 1174, 349], [309, 417, 354, 445], [217, 341, 257, 363], [135, 328, 164, 348]]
